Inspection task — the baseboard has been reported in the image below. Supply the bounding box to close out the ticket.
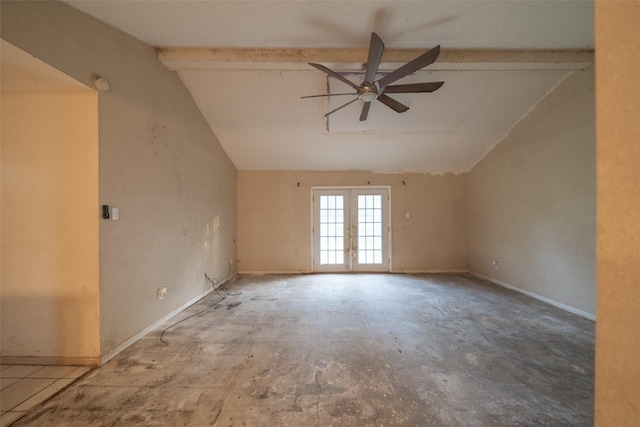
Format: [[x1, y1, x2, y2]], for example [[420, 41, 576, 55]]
[[471, 272, 596, 321], [390, 269, 468, 274], [100, 273, 237, 365], [238, 270, 311, 275], [239, 270, 468, 275], [0, 356, 101, 367]]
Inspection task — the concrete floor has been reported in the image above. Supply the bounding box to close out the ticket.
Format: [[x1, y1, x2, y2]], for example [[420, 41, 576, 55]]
[[12, 274, 594, 426]]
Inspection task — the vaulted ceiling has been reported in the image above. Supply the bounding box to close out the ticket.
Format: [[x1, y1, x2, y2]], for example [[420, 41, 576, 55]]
[[63, 0, 594, 172]]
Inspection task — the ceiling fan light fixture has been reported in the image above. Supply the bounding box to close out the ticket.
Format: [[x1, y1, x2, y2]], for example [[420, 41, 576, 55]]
[[359, 91, 378, 102]]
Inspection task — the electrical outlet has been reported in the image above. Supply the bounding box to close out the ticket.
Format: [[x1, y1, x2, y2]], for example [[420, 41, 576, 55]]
[[492, 260, 500, 269], [157, 287, 167, 300]]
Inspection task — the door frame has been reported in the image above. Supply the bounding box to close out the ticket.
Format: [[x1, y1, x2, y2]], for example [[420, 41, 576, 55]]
[[310, 185, 392, 273]]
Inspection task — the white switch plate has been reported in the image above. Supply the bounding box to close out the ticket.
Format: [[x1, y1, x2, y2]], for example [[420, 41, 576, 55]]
[[405, 212, 410, 219], [112, 208, 119, 220]]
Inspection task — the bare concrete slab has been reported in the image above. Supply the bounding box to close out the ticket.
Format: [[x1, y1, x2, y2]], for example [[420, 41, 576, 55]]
[[12, 274, 594, 426]]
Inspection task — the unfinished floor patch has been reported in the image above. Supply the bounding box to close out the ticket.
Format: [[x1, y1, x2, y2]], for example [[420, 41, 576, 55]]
[[12, 274, 594, 426]]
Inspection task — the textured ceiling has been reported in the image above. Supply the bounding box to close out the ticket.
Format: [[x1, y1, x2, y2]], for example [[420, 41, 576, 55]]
[[63, 0, 594, 172], [63, 1, 593, 50]]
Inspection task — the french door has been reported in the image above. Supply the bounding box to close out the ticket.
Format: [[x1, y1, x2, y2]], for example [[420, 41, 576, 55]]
[[312, 187, 390, 272]]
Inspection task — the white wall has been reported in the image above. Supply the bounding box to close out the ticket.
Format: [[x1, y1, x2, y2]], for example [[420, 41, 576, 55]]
[[466, 65, 596, 317], [1, 1, 237, 359], [1, 90, 100, 364], [238, 171, 466, 273]]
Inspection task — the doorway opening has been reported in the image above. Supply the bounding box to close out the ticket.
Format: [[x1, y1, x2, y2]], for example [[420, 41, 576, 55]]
[[312, 187, 390, 272]]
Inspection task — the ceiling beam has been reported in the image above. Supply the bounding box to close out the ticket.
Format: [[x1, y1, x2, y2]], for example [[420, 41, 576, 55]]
[[159, 47, 593, 71]]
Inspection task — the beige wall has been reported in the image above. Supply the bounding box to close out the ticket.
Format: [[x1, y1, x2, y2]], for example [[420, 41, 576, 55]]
[[1, 1, 237, 359], [466, 65, 596, 317], [1, 91, 100, 363], [238, 171, 466, 273], [595, 1, 640, 425]]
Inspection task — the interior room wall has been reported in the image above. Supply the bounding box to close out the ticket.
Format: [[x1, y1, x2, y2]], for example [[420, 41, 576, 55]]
[[1, 90, 100, 364], [237, 171, 466, 273], [1, 1, 237, 360], [466, 65, 596, 317], [594, 2, 640, 425]]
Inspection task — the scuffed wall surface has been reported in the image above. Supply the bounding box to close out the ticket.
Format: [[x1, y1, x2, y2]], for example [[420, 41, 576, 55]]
[[392, 173, 467, 271], [1, 1, 237, 356], [467, 65, 595, 315], [594, 2, 640, 425], [237, 171, 466, 272]]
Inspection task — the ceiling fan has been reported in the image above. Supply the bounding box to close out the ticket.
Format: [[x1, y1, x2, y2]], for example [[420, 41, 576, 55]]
[[302, 32, 444, 121]]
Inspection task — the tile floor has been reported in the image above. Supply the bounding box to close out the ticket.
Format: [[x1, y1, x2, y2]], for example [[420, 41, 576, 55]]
[[0, 364, 92, 426]]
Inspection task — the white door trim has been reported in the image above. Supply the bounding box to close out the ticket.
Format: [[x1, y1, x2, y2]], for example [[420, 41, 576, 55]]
[[311, 186, 391, 273]]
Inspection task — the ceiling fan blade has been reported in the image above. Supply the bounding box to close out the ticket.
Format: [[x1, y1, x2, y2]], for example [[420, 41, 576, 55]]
[[309, 63, 360, 90], [377, 45, 441, 88], [383, 82, 444, 94], [359, 102, 371, 121], [301, 92, 358, 99], [324, 97, 359, 117], [364, 32, 385, 84], [377, 94, 409, 113]]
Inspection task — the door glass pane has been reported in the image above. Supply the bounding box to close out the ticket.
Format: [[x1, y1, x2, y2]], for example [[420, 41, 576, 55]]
[[357, 194, 383, 265], [319, 195, 344, 265], [374, 236, 382, 250]]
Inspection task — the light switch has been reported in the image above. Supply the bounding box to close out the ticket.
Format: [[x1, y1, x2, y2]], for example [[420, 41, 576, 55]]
[[112, 208, 119, 220], [405, 212, 410, 219]]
